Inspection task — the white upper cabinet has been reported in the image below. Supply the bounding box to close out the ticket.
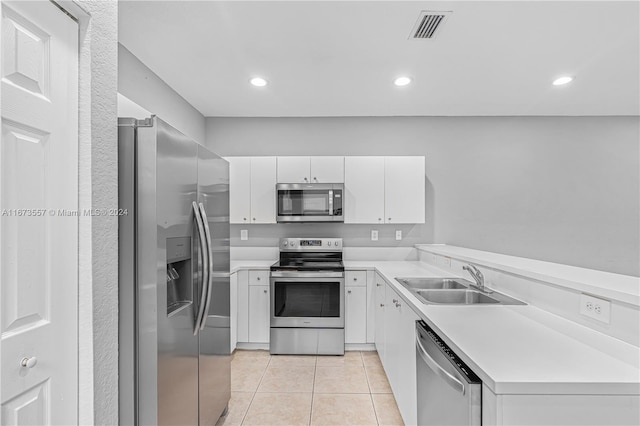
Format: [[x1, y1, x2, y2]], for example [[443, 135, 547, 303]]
[[344, 156, 385, 224], [277, 156, 311, 183], [310, 156, 344, 183], [277, 156, 345, 183], [250, 157, 277, 223], [228, 157, 251, 224], [227, 157, 276, 224], [384, 156, 425, 224]]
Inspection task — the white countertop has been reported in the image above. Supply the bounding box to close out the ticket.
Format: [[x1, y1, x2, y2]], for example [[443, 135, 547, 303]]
[[233, 258, 640, 395], [230, 260, 274, 273]]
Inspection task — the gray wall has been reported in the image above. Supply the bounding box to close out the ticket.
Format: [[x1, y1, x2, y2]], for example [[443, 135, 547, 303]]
[[205, 116, 639, 276], [118, 44, 206, 144]]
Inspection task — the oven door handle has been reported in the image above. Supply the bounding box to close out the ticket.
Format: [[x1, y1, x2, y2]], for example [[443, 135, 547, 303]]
[[270, 271, 344, 278]]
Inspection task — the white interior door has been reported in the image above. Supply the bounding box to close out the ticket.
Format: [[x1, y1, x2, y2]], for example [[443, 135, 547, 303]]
[[1, 1, 78, 424]]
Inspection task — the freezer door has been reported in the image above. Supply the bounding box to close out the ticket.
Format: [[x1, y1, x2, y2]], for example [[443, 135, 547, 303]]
[[154, 118, 200, 426], [197, 146, 231, 425]]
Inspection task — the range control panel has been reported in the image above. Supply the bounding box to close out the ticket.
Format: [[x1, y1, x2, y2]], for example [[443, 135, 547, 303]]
[[279, 238, 343, 251]]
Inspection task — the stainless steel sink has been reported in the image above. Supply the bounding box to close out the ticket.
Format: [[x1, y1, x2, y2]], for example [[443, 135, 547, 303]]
[[395, 277, 526, 306], [395, 277, 473, 290], [415, 289, 500, 304]]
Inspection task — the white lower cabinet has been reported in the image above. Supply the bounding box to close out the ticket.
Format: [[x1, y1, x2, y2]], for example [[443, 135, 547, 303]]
[[345, 270, 370, 344], [345, 286, 367, 343], [382, 283, 419, 426], [235, 269, 270, 344], [374, 273, 386, 361], [248, 285, 270, 343]]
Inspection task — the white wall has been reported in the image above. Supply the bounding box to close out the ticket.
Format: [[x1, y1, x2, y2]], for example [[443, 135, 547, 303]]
[[118, 43, 206, 143], [205, 116, 640, 277], [77, 1, 118, 424]]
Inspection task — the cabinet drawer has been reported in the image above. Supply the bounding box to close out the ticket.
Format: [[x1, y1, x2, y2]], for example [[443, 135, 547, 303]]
[[249, 270, 269, 286], [345, 270, 367, 287]]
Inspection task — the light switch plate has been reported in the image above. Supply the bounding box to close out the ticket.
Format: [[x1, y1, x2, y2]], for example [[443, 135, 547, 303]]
[[371, 230, 379, 241], [395, 230, 402, 240], [579, 293, 611, 324], [240, 229, 248, 241]]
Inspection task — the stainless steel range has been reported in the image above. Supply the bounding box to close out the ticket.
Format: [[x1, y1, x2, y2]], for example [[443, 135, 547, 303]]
[[270, 238, 345, 355]]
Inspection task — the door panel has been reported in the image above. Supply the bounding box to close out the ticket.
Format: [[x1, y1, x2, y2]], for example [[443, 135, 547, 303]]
[[384, 156, 425, 224], [277, 156, 310, 183], [250, 157, 276, 223], [344, 157, 385, 224], [198, 147, 231, 424], [228, 157, 251, 224], [1, 1, 78, 424]]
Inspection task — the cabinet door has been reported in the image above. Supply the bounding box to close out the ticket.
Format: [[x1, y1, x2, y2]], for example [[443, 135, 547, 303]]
[[228, 157, 251, 224], [384, 156, 425, 224], [374, 274, 386, 359], [344, 156, 385, 224], [236, 270, 249, 342], [310, 156, 344, 183], [277, 156, 310, 183], [248, 285, 270, 343], [382, 284, 401, 386], [250, 157, 277, 223], [396, 297, 419, 426], [345, 287, 367, 344], [366, 270, 376, 343]]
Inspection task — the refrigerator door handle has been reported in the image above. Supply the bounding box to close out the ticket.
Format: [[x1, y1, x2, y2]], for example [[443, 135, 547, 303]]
[[192, 201, 209, 335], [199, 202, 214, 330]]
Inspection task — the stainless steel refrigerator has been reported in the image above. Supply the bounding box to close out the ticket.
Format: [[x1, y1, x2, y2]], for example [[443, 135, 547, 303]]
[[118, 116, 231, 425]]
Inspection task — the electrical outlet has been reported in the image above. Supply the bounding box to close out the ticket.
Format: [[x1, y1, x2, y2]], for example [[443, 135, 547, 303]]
[[371, 230, 379, 241], [579, 293, 611, 324], [395, 230, 402, 240], [240, 229, 248, 241]]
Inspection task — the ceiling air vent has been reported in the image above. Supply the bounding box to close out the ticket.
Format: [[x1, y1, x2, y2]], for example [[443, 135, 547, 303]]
[[410, 11, 452, 40]]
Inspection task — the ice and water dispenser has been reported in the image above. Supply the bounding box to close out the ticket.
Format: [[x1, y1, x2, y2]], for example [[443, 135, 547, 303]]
[[166, 237, 192, 316]]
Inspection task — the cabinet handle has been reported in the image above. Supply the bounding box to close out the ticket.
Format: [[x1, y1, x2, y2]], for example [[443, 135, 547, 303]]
[[20, 356, 37, 369], [388, 218, 391, 221], [348, 290, 352, 294], [304, 177, 308, 182], [378, 218, 382, 222], [395, 302, 401, 308], [353, 277, 358, 281], [380, 303, 384, 307], [243, 217, 247, 221], [253, 218, 256, 221], [392, 299, 398, 303], [314, 177, 317, 182], [263, 289, 267, 294], [376, 283, 381, 287]]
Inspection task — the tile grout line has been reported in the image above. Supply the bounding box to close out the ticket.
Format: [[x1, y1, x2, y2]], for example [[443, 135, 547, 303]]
[[239, 353, 271, 425], [362, 352, 382, 426]]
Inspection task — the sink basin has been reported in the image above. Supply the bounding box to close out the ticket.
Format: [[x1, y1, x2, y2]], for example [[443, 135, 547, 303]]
[[415, 289, 500, 305], [395, 277, 472, 290]]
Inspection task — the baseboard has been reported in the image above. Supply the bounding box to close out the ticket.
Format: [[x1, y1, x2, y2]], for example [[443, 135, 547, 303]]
[[345, 343, 376, 351], [234, 342, 376, 352], [236, 342, 269, 351]]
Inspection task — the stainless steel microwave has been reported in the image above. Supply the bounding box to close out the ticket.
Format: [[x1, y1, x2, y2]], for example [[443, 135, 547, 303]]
[[276, 183, 344, 222]]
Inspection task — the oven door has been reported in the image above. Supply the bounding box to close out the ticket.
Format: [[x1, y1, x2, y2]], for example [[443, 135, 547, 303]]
[[270, 275, 345, 328]]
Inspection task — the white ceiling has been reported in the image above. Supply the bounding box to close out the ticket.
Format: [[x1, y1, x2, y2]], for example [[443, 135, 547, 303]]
[[119, 1, 640, 117]]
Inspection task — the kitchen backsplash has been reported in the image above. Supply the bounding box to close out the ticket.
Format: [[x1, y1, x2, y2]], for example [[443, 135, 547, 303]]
[[230, 223, 429, 247]]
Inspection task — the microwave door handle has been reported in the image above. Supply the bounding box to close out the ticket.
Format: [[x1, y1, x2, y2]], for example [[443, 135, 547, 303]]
[[192, 201, 209, 335], [416, 334, 466, 395], [198, 202, 214, 330], [328, 190, 333, 216]]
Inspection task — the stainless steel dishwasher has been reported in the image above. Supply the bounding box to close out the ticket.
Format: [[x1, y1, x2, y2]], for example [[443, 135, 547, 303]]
[[416, 320, 482, 425]]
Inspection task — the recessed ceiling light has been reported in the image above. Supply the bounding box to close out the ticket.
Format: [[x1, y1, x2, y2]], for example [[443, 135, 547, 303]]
[[250, 77, 268, 87], [552, 76, 574, 86], [394, 76, 412, 87]]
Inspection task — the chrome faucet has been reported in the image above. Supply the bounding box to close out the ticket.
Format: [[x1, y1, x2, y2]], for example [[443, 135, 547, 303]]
[[463, 264, 491, 293]]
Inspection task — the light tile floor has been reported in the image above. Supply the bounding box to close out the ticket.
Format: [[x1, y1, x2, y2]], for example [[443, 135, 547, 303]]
[[216, 350, 404, 426]]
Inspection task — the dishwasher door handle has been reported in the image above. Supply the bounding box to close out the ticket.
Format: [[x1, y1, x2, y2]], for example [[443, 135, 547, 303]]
[[416, 336, 466, 395]]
